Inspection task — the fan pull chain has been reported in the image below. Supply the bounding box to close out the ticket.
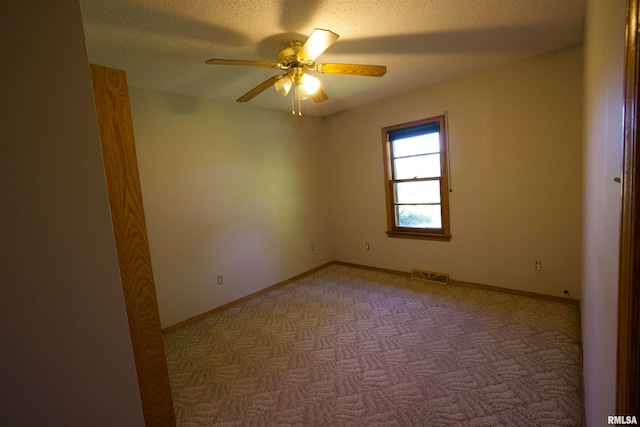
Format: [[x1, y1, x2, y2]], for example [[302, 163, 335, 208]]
[[290, 84, 303, 116]]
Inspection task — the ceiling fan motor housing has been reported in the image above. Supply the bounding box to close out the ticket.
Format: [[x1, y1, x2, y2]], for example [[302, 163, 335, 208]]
[[278, 40, 302, 62], [278, 41, 307, 67]]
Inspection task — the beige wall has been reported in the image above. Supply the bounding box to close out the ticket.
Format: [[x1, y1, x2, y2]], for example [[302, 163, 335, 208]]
[[582, 0, 626, 423], [324, 45, 583, 298], [129, 89, 333, 327], [0, 1, 144, 425], [131, 45, 584, 328]]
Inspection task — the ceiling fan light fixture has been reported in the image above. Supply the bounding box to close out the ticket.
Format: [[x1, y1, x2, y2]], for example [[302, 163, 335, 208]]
[[296, 85, 311, 101], [274, 75, 292, 96], [300, 73, 320, 95]]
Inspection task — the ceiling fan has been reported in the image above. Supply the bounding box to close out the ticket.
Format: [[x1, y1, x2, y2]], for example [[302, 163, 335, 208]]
[[206, 29, 387, 115]]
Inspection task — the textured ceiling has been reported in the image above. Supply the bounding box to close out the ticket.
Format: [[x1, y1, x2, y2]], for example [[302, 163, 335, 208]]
[[79, 0, 585, 117]]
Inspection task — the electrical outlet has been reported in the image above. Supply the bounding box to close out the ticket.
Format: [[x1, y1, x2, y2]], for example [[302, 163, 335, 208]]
[[217, 276, 223, 285], [535, 261, 542, 272], [365, 243, 370, 251], [311, 243, 316, 251]]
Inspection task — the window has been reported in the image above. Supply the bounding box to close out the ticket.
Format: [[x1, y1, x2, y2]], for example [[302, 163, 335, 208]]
[[382, 115, 451, 240]]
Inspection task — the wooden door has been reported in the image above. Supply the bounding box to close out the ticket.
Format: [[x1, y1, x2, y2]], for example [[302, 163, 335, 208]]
[[90, 64, 176, 427]]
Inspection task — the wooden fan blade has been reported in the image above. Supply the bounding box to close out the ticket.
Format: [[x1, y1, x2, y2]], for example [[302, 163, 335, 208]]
[[297, 29, 339, 61], [206, 58, 280, 68], [236, 74, 284, 102], [316, 63, 387, 77], [311, 87, 329, 103]]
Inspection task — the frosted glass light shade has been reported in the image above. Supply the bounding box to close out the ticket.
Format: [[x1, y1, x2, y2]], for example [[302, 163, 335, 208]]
[[301, 73, 320, 95], [297, 86, 310, 100], [274, 76, 292, 96]]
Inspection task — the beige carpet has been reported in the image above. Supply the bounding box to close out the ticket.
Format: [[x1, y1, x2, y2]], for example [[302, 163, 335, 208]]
[[163, 264, 583, 426]]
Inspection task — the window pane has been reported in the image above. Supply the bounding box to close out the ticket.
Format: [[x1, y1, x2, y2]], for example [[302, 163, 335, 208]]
[[392, 133, 440, 157], [395, 180, 441, 204], [396, 205, 442, 228], [394, 153, 441, 179]]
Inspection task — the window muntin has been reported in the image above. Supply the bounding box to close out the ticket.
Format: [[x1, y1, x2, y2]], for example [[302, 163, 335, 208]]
[[382, 115, 451, 240]]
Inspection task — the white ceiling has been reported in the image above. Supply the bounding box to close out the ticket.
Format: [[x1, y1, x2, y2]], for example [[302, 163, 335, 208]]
[[79, 0, 585, 117]]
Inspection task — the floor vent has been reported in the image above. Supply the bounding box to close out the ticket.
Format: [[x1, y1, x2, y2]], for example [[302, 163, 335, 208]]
[[411, 269, 449, 285]]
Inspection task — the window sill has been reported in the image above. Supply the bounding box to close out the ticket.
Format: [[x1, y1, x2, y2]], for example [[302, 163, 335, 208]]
[[386, 230, 452, 241]]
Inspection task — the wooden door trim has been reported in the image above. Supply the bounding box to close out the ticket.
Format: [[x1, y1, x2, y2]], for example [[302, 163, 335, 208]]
[[618, 0, 640, 415], [90, 64, 176, 426]]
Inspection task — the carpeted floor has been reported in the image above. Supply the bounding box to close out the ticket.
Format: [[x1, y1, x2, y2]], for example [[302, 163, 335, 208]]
[[163, 264, 583, 426]]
